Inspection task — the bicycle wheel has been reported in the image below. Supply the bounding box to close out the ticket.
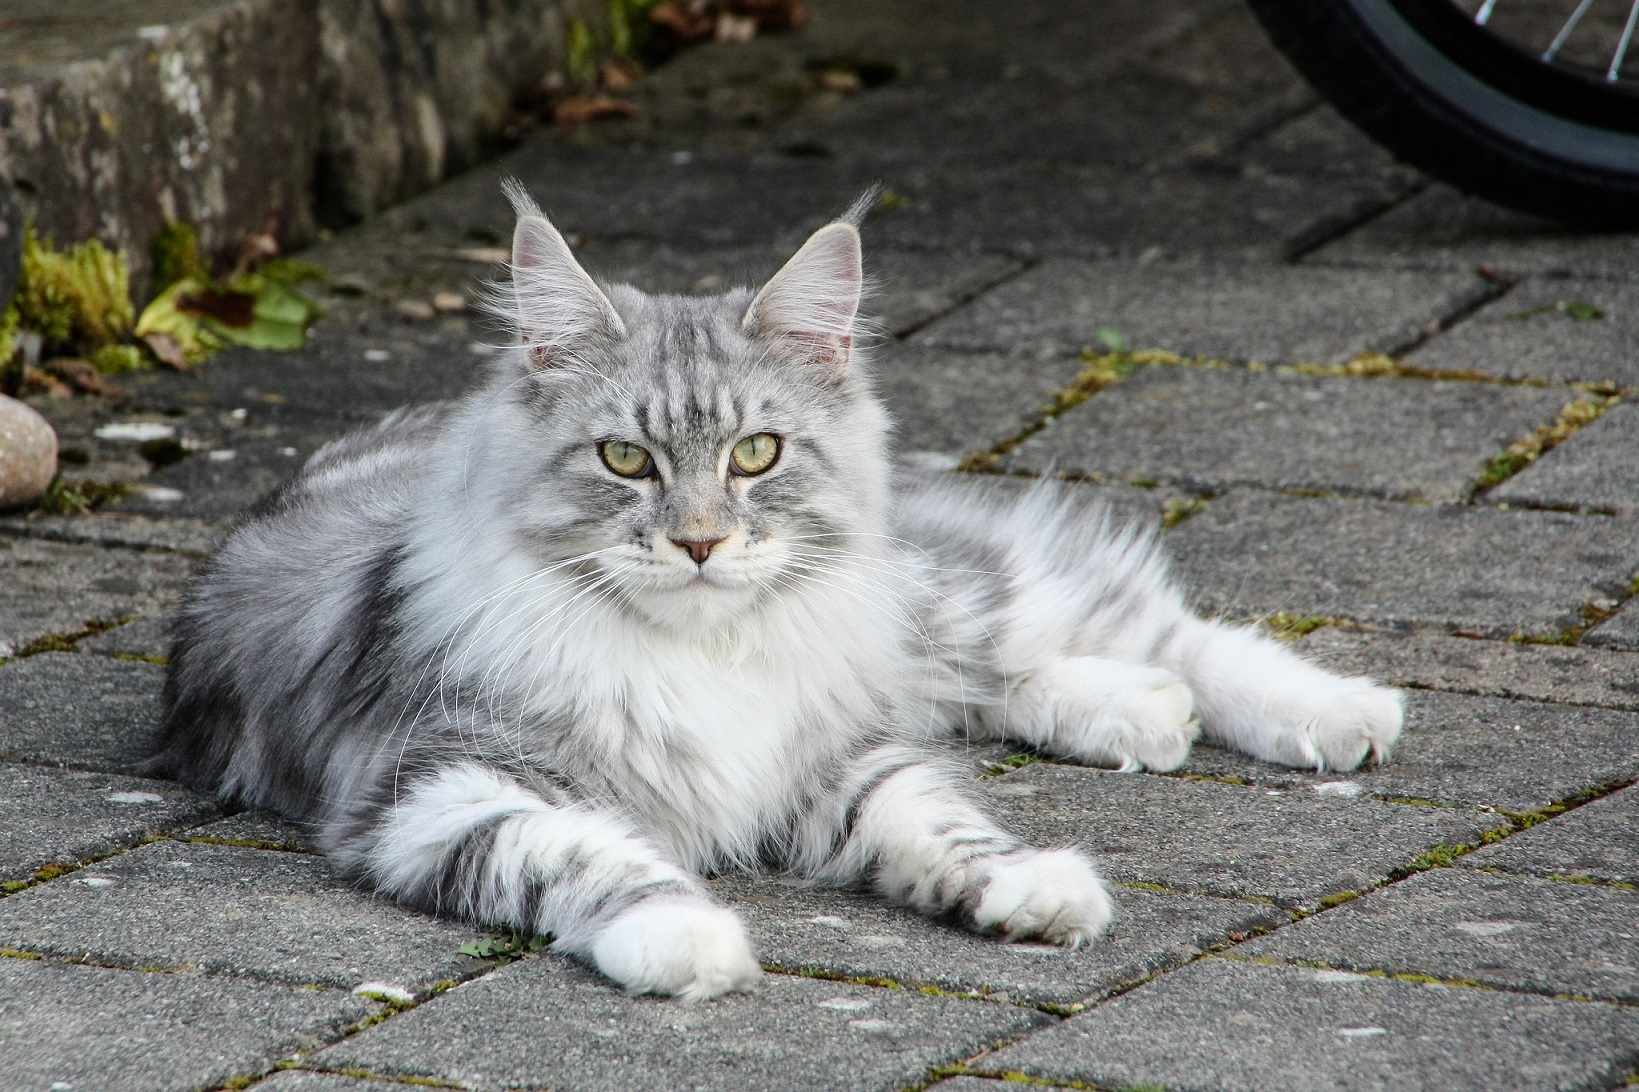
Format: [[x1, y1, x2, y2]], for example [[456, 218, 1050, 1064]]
[[1246, 0, 1639, 228]]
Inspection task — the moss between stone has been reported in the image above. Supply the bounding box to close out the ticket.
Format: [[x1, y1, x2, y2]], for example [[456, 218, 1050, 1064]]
[[1476, 395, 1614, 494]]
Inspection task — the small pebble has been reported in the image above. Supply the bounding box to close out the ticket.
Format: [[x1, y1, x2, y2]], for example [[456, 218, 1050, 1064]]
[[0, 394, 57, 508], [396, 299, 436, 321], [432, 290, 467, 313]]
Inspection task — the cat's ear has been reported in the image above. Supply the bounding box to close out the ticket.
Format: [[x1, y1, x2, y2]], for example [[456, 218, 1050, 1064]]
[[743, 222, 862, 379], [504, 182, 625, 369]]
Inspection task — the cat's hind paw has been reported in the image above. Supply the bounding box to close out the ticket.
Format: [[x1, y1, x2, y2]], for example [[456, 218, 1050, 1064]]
[[1303, 676, 1404, 772], [972, 848, 1113, 947], [592, 898, 762, 1002]]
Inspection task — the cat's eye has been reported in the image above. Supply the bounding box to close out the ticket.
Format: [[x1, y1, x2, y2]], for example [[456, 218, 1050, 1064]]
[[600, 440, 653, 478], [730, 433, 781, 476]]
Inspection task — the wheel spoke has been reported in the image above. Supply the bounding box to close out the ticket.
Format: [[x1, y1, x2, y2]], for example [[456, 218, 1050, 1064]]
[[1475, 0, 1500, 26], [1610, 0, 1639, 79], [1543, 0, 1598, 61]]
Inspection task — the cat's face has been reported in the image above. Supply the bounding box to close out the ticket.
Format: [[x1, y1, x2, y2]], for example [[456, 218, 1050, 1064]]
[[484, 187, 891, 631]]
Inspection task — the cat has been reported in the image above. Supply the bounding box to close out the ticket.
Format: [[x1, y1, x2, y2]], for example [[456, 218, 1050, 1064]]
[[146, 182, 1403, 1001]]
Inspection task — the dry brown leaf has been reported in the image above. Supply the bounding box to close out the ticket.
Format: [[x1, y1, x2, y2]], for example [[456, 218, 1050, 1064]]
[[141, 333, 194, 372], [41, 357, 130, 399], [598, 58, 642, 92], [552, 95, 643, 124], [176, 287, 257, 328]]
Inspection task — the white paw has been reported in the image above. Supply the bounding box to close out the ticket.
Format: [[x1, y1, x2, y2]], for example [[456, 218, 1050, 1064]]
[[1112, 675, 1201, 772], [591, 898, 762, 1002], [972, 848, 1114, 946], [1301, 676, 1404, 772]]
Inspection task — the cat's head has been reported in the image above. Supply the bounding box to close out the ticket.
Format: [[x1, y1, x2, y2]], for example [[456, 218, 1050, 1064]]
[[466, 182, 893, 630]]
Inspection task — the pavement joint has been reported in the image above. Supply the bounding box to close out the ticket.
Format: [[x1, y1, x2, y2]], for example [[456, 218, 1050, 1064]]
[[0, 834, 164, 897]]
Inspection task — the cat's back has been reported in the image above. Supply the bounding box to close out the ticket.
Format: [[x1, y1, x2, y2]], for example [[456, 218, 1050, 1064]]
[[148, 404, 452, 800]]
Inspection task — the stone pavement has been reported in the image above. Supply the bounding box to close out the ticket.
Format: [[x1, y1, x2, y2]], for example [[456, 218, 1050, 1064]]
[[4, 1, 1639, 1088]]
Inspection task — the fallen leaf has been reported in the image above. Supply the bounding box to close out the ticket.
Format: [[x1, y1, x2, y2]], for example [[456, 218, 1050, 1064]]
[[552, 95, 642, 123], [598, 58, 641, 92], [40, 357, 130, 399], [141, 333, 193, 371], [176, 287, 257, 328]]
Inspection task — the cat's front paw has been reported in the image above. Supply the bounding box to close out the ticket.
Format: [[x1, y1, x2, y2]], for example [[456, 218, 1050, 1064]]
[[591, 898, 761, 1001], [1302, 676, 1404, 771], [972, 848, 1113, 947]]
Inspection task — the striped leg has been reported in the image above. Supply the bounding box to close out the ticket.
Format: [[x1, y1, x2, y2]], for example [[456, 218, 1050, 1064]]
[[329, 762, 760, 1000], [795, 746, 1113, 945]]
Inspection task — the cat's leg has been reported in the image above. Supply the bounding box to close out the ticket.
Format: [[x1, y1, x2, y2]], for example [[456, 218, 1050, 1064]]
[[329, 761, 760, 1001], [793, 745, 1113, 944], [988, 656, 1201, 772], [1157, 615, 1403, 771]]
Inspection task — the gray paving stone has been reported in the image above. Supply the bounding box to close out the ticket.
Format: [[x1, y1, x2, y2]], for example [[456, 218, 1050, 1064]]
[[0, 763, 218, 885], [258, 1073, 398, 1090], [1003, 365, 1567, 502], [0, 839, 481, 992], [1492, 403, 1639, 515], [1238, 868, 1639, 1002], [979, 957, 1639, 1091], [914, 259, 1490, 362], [1308, 184, 1639, 280], [0, 957, 372, 1092], [0, 537, 195, 658], [873, 345, 1082, 460], [1167, 490, 1639, 638], [184, 809, 321, 853], [315, 954, 1052, 1092], [0, 513, 220, 554], [0, 652, 162, 770], [1170, 689, 1639, 813], [1462, 784, 1639, 886], [108, 429, 338, 521], [1300, 627, 1639, 712], [981, 763, 1507, 909], [1587, 602, 1639, 650], [715, 873, 1284, 1007]]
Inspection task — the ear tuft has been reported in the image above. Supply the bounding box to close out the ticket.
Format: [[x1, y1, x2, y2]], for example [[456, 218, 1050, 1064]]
[[744, 222, 863, 378], [502, 181, 624, 369]]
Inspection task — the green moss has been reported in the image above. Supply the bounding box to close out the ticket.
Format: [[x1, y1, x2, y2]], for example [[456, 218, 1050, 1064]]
[[34, 475, 130, 515], [566, 17, 599, 85], [13, 225, 135, 354], [1161, 496, 1208, 529], [1256, 612, 1337, 642], [1318, 891, 1359, 909], [0, 947, 41, 960], [149, 221, 207, 291], [1477, 396, 1610, 492], [984, 752, 1043, 777]]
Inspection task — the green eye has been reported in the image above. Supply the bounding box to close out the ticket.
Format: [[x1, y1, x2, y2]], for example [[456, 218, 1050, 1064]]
[[600, 440, 653, 478], [730, 433, 781, 476]]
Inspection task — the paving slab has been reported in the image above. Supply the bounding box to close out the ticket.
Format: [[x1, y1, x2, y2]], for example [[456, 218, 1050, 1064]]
[[914, 259, 1491, 361], [715, 873, 1284, 1007], [1587, 603, 1639, 650], [1307, 184, 1639, 280], [0, 956, 372, 1092], [1169, 689, 1639, 813], [1299, 627, 1639, 712], [183, 809, 321, 853], [1492, 404, 1639, 514], [0, 513, 221, 554], [107, 429, 340, 521], [314, 953, 1052, 1092], [1233, 104, 1422, 189], [1407, 279, 1639, 388], [1238, 867, 1639, 1002], [0, 839, 481, 992], [1462, 784, 1639, 886], [978, 957, 1639, 1091], [76, 614, 173, 661], [0, 763, 218, 886], [259, 1073, 398, 1090], [0, 537, 196, 657], [0, 652, 163, 770], [981, 763, 1507, 908], [1002, 365, 1567, 501], [873, 345, 1082, 460], [1166, 490, 1639, 638]]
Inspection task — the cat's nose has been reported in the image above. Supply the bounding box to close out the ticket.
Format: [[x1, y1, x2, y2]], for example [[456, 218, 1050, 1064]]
[[671, 537, 726, 565]]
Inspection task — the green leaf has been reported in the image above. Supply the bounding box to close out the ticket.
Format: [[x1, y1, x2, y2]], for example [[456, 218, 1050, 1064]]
[[1561, 300, 1603, 321], [133, 278, 225, 365]]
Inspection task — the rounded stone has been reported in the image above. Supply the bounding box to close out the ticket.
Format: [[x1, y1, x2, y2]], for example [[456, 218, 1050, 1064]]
[[0, 393, 57, 508]]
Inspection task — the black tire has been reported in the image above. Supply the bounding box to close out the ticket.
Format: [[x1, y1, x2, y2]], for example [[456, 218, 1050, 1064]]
[[1246, 0, 1639, 229]]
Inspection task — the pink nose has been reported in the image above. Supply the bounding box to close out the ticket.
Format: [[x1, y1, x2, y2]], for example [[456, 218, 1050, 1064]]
[[672, 537, 726, 565]]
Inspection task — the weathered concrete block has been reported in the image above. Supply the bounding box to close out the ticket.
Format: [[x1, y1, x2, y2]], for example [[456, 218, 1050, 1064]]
[[0, 957, 372, 1092], [0, 535, 194, 657], [1461, 784, 1638, 886], [1002, 364, 1568, 502], [0, 839, 482, 992], [714, 873, 1284, 1008], [981, 763, 1507, 909], [980, 958, 1639, 1091], [0, 0, 322, 290], [0, 651, 162, 770], [1492, 403, 1639, 514], [313, 953, 1052, 1091], [1238, 868, 1639, 1003]]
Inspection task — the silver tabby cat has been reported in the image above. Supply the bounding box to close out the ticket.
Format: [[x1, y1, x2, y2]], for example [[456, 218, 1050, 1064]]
[[149, 183, 1403, 1001]]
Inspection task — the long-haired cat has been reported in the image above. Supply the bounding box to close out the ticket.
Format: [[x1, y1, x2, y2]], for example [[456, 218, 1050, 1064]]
[[147, 183, 1403, 1001]]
